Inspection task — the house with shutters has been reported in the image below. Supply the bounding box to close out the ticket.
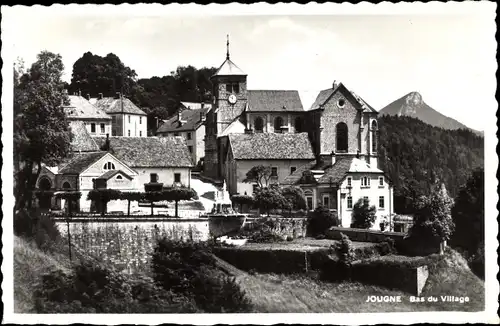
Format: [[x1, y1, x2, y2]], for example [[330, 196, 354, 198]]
[[156, 104, 211, 169], [91, 93, 148, 137]]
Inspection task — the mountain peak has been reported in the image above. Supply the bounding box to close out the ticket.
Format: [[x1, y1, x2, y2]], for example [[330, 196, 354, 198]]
[[405, 92, 423, 106]]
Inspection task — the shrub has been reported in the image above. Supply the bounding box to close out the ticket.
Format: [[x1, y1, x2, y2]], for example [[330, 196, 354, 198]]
[[307, 206, 339, 237], [376, 237, 397, 256], [336, 233, 355, 267], [34, 260, 198, 313], [14, 209, 61, 252], [350, 198, 376, 229], [151, 239, 252, 313]]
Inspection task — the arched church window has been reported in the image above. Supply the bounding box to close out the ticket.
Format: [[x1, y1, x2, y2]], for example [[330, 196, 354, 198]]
[[38, 177, 52, 190], [274, 116, 284, 133], [254, 117, 264, 133], [371, 120, 378, 153], [336, 122, 348, 152], [103, 162, 115, 170], [294, 117, 303, 133]]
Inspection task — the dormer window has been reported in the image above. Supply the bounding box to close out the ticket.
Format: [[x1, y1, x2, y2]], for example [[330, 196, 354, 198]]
[[116, 175, 123, 180], [103, 162, 115, 170]]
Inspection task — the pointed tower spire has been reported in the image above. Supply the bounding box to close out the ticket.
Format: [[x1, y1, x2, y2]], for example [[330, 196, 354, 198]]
[[226, 34, 230, 60]]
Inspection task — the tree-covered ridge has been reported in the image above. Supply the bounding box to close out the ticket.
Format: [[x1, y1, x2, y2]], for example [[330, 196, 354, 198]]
[[377, 115, 484, 214]]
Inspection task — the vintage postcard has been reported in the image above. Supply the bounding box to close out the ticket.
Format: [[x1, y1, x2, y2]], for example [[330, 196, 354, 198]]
[[1, 2, 498, 324]]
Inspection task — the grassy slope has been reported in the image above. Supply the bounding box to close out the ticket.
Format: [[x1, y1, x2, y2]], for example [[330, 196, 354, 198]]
[[235, 249, 484, 313], [13, 236, 71, 313]]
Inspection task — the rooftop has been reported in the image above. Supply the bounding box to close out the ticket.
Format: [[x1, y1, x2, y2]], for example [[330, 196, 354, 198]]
[[68, 121, 100, 152], [59, 151, 108, 174], [228, 132, 315, 160], [157, 107, 210, 133], [94, 136, 193, 168], [180, 102, 212, 111], [64, 95, 111, 120], [247, 90, 304, 112], [309, 82, 377, 113], [93, 96, 147, 115], [212, 58, 246, 77]]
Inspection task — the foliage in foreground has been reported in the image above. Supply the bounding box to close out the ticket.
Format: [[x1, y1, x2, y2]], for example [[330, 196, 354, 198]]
[[14, 209, 61, 252], [34, 261, 198, 313], [151, 238, 253, 313], [234, 217, 307, 243], [307, 206, 339, 237]]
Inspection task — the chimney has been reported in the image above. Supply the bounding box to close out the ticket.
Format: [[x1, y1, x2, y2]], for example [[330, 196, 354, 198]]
[[331, 151, 336, 165], [86, 93, 91, 101], [201, 101, 205, 109], [104, 133, 110, 151], [78, 90, 82, 97], [177, 111, 182, 122], [115, 92, 121, 99], [333, 80, 337, 89], [98, 93, 103, 100], [200, 111, 206, 122]]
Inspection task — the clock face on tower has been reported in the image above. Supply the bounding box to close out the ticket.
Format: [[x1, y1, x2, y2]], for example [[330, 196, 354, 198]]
[[228, 94, 237, 105]]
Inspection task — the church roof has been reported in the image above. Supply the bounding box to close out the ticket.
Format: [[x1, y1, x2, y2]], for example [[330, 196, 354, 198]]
[[309, 82, 377, 113], [212, 58, 246, 77], [227, 132, 314, 160], [247, 90, 304, 112]]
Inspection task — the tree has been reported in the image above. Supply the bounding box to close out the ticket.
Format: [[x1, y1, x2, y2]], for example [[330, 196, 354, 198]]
[[69, 52, 138, 98], [253, 187, 288, 216], [119, 192, 144, 217], [409, 183, 455, 253], [307, 206, 339, 236], [243, 165, 272, 188], [450, 168, 484, 257], [281, 186, 307, 214], [350, 198, 377, 229], [14, 51, 72, 211], [164, 187, 198, 218], [143, 191, 170, 216]]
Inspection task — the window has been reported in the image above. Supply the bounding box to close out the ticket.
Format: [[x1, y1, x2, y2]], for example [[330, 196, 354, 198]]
[[174, 132, 179, 137], [379, 196, 385, 209], [363, 196, 369, 205], [128, 116, 131, 123], [274, 116, 284, 133], [336, 122, 348, 152], [62, 181, 71, 189], [361, 176, 371, 187], [290, 167, 297, 175], [294, 117, 303, 133], [139, 131, 142, 137], [150, 173, 158, 183], [128, 130, 131, 137], [323, 195, 330, 208], [337, 98, 345, 108], [174, 173, 181, 183], [271, 167, 278, 177], [226, 83, 239, 94], [103, 162, 115, 170], [188, 146, 193, 153], [306, 196, 314, 210], [379, 176, 384, 187], [140, 117, 142, 124], [371, 120, 378, 153], [187, 132, 192, 140], [347, 177, 352, 187], [90, 123, 96, 133], [116, 175, 123, 180], [100, 123, 105, 134], [347, 196, 353, 209], [254, 117, 264, 133]]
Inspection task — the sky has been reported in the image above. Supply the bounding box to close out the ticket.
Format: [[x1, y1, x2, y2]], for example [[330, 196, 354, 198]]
[[4, 3, 496, 131]]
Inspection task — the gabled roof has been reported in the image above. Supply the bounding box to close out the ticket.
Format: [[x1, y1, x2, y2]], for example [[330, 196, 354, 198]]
[[212, 58, 246, 77], [58, 152, 108, 175], [94, 136, 193, 168], [309, 83, 377, 113], [64, 95, 111, 120], [93, 97, 147, 115], [180, 102, 212, 111], [97, 169, 133, 180], [69, 121, 100, 152], [157, 108, 210, 133], [227, 132, 315, 160], [247, 90, 304, 112]]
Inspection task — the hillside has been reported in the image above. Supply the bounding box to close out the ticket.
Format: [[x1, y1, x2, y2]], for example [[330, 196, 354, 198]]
[[379, 92, 483, 136], [378, 115, 484, 213]]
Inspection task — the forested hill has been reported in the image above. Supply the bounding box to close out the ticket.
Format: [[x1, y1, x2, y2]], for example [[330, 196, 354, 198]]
[[377, 115, 484, 214]]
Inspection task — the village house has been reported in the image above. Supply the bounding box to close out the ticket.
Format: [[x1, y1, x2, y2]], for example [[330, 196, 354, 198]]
[[91, 93, 148, 137], [156, 103, 211, 169], [63, 93, 112, 137]]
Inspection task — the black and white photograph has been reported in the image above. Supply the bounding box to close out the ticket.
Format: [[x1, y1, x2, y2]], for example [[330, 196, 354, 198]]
[[1, 2, 498, 324]]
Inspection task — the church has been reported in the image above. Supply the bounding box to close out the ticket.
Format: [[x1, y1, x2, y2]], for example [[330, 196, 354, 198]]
[[204, 37, 394, 229]]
